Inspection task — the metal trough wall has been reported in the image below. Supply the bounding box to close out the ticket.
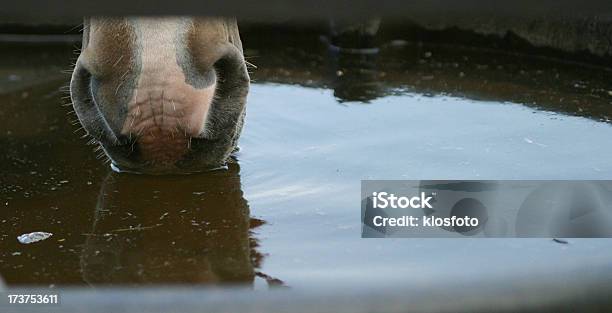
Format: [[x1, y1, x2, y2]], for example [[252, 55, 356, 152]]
[[1, 0, 612, 19], [3, 260, 612, 313], [2, 0, 612, 61], [2, 1, 612, 313]]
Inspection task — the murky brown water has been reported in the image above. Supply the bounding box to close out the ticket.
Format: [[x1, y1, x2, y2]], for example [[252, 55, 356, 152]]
[[1, 32, 612, 288]]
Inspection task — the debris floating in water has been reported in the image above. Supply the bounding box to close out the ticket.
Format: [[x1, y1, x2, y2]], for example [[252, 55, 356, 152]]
[[552, 238, 569, 244], [523, 137, 547, 147], [17, 232, 53, 244]]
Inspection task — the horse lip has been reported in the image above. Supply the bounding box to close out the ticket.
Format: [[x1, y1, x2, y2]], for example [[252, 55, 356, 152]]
[[188, 136, 223, 151], [110, 159, 228, 176], [100, 135, 227, 175]]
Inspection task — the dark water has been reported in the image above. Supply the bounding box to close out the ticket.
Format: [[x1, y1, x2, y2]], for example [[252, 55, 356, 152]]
[[1, 35, 612, 288]]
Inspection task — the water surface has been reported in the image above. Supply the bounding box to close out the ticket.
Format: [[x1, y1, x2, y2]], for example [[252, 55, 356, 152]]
[[1, 36, 612, 288]]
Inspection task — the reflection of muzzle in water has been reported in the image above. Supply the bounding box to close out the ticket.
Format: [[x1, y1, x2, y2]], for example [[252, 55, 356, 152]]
[[324, 18, 384, 103], [80, 163, 264, 286], [328, 51, 384, 103]]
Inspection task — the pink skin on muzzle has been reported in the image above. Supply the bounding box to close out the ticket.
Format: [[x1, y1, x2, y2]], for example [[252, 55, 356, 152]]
[[119, 19, 217, 165]]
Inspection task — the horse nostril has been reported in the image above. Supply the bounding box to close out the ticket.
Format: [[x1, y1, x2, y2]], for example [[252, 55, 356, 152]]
[[71, 62, 121, 144]]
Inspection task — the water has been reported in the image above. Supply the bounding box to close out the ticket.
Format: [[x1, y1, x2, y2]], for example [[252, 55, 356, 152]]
[[1, 35, 612, 288]]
